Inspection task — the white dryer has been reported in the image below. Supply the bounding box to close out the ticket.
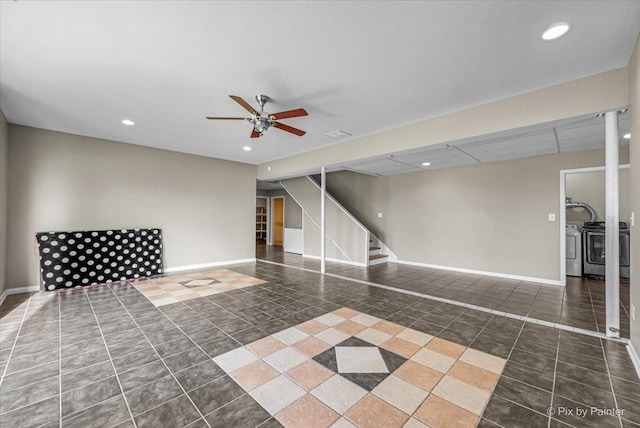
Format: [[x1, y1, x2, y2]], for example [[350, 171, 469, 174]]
[[566, 225, 582, 276]]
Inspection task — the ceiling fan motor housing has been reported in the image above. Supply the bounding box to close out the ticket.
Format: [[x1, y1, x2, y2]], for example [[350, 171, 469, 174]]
[[252, 116, 271, 134]]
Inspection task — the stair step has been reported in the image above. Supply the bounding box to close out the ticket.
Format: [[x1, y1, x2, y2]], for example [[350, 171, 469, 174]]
[[368, 253, 388, 266], [369, 246, 381, 251]]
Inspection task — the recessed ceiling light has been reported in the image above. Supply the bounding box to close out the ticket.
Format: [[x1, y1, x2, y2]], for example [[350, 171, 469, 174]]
[[121, 119, 135, 126], [542, 23, 571, 41], [623, 133, 631, 139], [422, 162, 431, 166], [243, 146, 252, 151]]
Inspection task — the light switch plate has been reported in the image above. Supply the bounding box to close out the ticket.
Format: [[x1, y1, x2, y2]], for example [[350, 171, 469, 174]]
[[378, 212, 383, 218], [548, 213, 556, 222]]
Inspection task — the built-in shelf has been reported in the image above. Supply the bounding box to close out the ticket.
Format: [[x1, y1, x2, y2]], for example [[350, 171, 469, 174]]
[[256, 206, 267, 240]]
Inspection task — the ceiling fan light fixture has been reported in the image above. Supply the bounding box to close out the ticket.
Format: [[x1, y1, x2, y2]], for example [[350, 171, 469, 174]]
[[542, 22, 571, 41], [207, 94, 308, 137], [121, 119, 135, 126]]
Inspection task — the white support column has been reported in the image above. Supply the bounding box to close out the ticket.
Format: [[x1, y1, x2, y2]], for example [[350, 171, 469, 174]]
[[605, 110, 620, 338], [320, 166, 326, 274]]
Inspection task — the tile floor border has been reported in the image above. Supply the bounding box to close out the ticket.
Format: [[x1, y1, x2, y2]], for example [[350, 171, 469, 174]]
[[257, 259, 629, 345]]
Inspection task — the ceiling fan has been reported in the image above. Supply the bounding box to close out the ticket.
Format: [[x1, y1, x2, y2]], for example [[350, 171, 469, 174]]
[[206, 95, 308, 138]]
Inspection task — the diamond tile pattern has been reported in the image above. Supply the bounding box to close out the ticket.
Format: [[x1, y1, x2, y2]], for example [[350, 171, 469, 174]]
[[335, 346, 389, 373], [214, 306, 506, 424], [181, 279, 220, 287], [131, 269, 266, 306]]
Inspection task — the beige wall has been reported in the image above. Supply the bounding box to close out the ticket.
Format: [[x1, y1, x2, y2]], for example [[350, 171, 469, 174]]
[[7, 125, 257, 289], [0, 111, 8, 297], [565, 169, 630, 228], [628, 33, 640, 356], [327, 148, 629, 282], [267, 189, 302, 229]]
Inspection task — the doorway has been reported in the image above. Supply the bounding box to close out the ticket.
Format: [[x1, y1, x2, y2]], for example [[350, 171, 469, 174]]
[[273, 196, 284, 247], [560, 164, 631, 284]]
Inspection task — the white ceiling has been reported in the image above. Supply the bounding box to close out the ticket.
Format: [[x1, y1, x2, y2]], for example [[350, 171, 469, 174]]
[[1, 1, 639, 165], [335, 113, 631, 176]]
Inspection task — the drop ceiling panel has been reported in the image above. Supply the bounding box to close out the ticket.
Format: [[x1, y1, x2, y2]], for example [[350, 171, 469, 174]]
[[620, 116, 630, 130], [421, 158, 478, 170], [482, 146, 559, 163], [392, 147, 478, 170], [393, 147, 458, 163], [556, 123, 604, 141], [559, 134, 604, 152], [344, 158, 395, 171], [333, 112, 630, 177], [459, 131, 558, 162], [375, 166, 419, 176]]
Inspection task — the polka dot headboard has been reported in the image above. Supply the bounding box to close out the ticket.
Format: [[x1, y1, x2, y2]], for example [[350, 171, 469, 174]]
[[35, 228, 163, 291]]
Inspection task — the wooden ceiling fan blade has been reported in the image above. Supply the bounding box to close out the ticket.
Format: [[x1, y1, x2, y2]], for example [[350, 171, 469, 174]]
[[229, 95, 258, 115], [250, 129, 260, 138], [273, 122, 306, 136], [205, 117, 249, 120], [269, 108, 308, 120]]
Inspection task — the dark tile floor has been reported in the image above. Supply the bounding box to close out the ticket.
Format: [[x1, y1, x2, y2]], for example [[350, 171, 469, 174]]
[[0, 261, 638, 427], [256, 245, 631, 338]]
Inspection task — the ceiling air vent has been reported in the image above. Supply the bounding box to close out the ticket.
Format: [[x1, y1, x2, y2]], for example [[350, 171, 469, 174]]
[[326, 130, 352, 140]]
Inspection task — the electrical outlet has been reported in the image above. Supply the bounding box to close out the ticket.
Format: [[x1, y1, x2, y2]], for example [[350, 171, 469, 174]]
[[378, 212, 383, 218]]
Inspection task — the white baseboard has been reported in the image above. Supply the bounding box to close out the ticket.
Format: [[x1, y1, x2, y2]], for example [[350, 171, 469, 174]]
[[163, 258, 256, 273], [0, 285, 41, 305], [628, 341, 640, 380], [303, 254, 367, 268], [396, 259, 563, 286]]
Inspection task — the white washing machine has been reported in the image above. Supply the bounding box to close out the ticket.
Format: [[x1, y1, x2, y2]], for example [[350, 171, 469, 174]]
[[566, 225, 582, 276]]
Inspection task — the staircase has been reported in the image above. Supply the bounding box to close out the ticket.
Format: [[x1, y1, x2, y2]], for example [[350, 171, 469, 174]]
[[281, 176, 395, 267], [369, 242, 389, 266]]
